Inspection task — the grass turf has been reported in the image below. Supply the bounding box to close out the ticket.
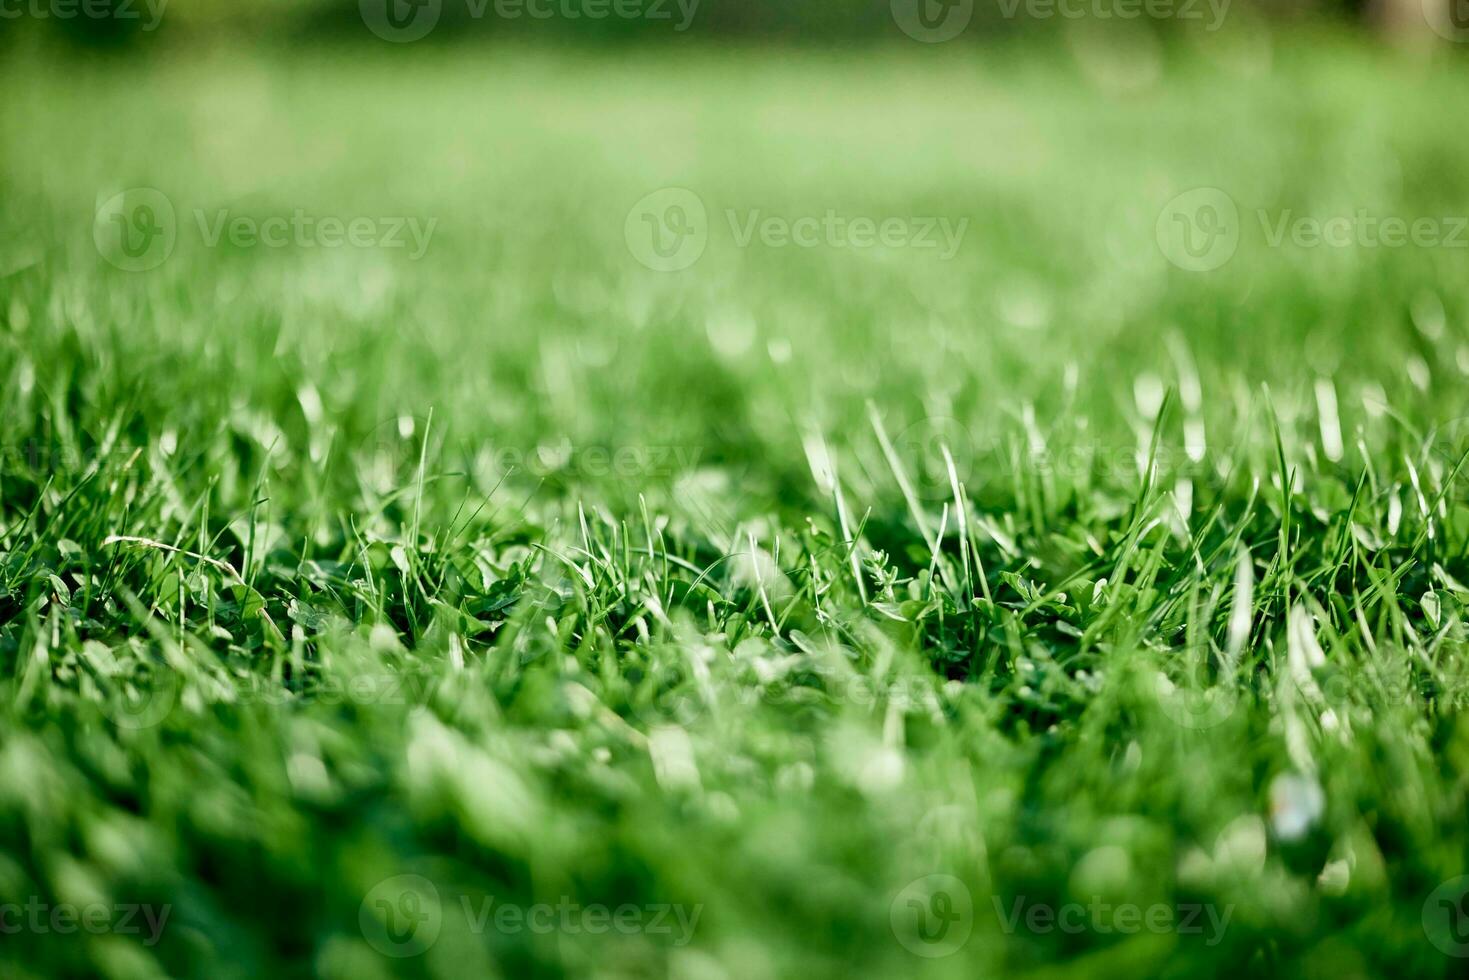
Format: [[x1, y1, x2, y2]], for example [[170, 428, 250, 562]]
[[3, 31, 1469, 979]]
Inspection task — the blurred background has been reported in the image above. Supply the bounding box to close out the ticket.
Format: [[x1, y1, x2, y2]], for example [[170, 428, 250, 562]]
[[0, 0, 1464, 47], [4, 0, 1469, 522], [5, 3, 1469, 980]]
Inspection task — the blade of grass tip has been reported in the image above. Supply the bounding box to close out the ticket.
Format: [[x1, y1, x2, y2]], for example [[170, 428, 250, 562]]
[[653, 528, 674, 606], [577, 501, 592, 555], [1314, 377, 1344, 464], [957, 479, 993, 605], [1264, 384, 1293, 585], [1403, 450, 1431, 540], [245, 434, 280, 590], [1095, 403, 1173, 613], [1388, 445, 1469, 593], [620, 518, 633, 605], [1127, 387, 1175, 531], [1088, 515, 1162, 641], [925, 502, 949, 603], [447, 489, 497, 550], [575, 501, 602, 589], [746, 530, 778, 630], [801, 427, 867, 606], [638, 494, 666, 592], [412, 408, 432, 551], [348, 515, 381, 612], [870, 405, 962, 597], [849, 505, 873, 563], [942, 445, 974, 608], [1183, 574, 1203, 683], [867, 400, 935, 552], [1320, 468, 1369, 577], [832, 468, 868, 607], [1401, 446, 1469, 550], [1224, 543, 1253, 673]]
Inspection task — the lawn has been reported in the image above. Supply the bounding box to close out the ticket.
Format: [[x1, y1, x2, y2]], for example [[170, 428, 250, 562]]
[[3, 29, 1469, 978]]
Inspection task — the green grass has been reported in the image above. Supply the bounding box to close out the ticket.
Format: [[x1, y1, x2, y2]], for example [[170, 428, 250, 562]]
[[4, 30, 1469, 979]]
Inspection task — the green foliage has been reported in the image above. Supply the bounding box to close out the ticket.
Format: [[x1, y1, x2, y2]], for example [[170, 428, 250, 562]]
[[1, 36, 1468, 979]]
